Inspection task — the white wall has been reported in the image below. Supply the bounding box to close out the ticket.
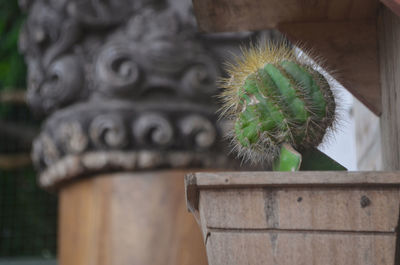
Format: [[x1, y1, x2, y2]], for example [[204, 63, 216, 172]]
[[318, 84, 358, 171]]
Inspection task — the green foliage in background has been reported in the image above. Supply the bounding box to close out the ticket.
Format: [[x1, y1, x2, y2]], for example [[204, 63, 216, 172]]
[[0, 0, 37, 155], [0, 167, 58, 258], [0, 0, 58, 259], [0, 0, 26, 91], [0, 0, 27, 120]]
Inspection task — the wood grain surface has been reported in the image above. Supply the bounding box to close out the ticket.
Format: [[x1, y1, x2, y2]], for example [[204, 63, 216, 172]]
[[186, 171, 400, 265], [188, 171, 400, 187], [192, 0, 379, 32], [206, 232, 396, 265], [200, 187, 400, 232], [59, 170, 208, 265], [379, 6, 400, 170]]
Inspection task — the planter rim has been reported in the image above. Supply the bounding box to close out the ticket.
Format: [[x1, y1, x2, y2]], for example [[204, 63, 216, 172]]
[[185, 171, 400, 214]]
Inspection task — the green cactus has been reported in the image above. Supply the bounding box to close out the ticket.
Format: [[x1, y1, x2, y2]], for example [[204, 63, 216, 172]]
[[220, 42, 342, 170], [235, 59, 335, 155]]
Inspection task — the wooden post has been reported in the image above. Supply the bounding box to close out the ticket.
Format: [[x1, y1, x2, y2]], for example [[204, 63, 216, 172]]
[[59, 170, 207, 265], [378, 6, 400, 170]]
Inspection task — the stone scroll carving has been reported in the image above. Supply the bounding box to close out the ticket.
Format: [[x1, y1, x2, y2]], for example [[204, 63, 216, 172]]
[[20, 0, 271, 188], [33, 101, 237, 187]]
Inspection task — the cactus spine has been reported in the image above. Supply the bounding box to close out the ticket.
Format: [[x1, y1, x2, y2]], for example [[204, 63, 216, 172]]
[[220, 42, 336, 164]]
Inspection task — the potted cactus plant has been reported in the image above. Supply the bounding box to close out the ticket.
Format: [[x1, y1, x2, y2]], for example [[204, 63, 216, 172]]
[[218, 42, 345, 171], [185, 42, 400, 265]]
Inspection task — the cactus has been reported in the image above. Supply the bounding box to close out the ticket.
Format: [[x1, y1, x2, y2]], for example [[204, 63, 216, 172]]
[[220, 42, 337, 167]]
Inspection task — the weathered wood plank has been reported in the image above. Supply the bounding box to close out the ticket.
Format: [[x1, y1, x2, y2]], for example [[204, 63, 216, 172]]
[[192, 0, 379, 32], [189, 171, 400, 188], [199, 187, 400, 232], [0, 153, 31, 169], [59, 170, 208, 265], [0, 90, 26, 104], [279, 20, 381, 115], [187, 172, 400, 265], [379, 6, 400, 170], [187, 171, 400, 264], [206, 231, 396, 265]]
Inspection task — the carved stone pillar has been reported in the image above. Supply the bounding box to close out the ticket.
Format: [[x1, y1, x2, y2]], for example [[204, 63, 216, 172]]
[[19, 0, 266, 264]]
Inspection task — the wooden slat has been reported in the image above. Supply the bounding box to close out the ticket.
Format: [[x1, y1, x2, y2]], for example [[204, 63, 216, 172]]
[[0, 153, 31, 169], [0, 90, 26, 104], [379, 6, 400, 170], [188, 171, 400, 188], [206, 232, 396, 265], [193, 0, 379, 32], [59, 170, 208, 265], [279, 20, 381, 115], [199, 187, 400, 231]]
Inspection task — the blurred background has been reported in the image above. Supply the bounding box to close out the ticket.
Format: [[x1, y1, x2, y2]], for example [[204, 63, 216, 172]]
[[0, 0, 381, 264], [0, 1, 57, 264]]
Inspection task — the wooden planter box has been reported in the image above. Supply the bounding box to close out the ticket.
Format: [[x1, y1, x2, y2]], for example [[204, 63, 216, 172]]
[[185, 172, 400, 265]]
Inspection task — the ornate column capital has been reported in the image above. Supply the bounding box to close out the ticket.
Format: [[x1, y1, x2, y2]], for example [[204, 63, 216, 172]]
[[20, 0, 267, 188], [32, 101, 240, 187]]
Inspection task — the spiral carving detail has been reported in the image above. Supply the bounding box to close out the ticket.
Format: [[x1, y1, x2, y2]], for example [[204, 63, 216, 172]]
[[90, 114, 128, 148]]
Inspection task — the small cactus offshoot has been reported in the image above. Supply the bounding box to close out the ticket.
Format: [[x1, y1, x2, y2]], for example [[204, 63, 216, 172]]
[[219, 42, 343, 170]]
